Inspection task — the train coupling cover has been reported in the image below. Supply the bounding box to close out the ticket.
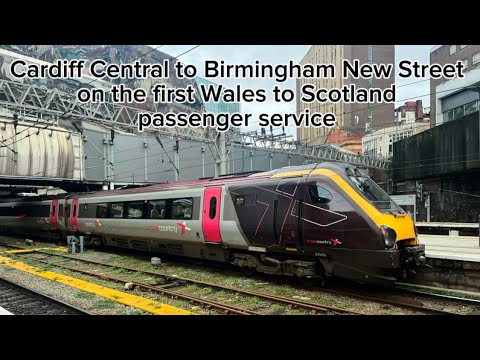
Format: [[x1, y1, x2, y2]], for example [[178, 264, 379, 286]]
[[403, 244, 426, 266]]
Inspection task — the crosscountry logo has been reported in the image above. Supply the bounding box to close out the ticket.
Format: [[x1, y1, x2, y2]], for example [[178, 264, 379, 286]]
[[332, 239, 342, 246], [306, 239, 343, 246], [176, 221, 191, 235]]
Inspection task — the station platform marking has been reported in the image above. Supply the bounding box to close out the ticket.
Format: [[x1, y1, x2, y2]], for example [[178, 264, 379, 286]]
[[416, 222, 479, 229], [0, 255, 192, 315], [0, 306, 13, 315], [0, 247, 67, 254]]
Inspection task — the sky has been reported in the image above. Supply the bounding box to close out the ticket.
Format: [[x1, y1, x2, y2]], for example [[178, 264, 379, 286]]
[[159, 45, 433, 136]]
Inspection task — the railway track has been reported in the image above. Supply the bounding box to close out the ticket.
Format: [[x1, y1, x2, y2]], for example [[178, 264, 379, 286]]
[[0, 277, 90, 315], [31, 255, 361, 315], [93, 248, 474, 314], [395, 282, 480, 307], [3, 241, 477, 315], [32, 252, 461, 315], [0, 243, 361, 315], [39, 262, 261, 315], [315, 286, 460, 315]]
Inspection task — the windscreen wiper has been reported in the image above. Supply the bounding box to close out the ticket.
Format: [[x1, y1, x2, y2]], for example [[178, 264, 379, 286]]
[[389, 210, 406, 217], [346, 167, 367, 192]]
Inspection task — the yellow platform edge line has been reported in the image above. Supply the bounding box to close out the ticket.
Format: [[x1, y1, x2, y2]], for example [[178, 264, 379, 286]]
[[1, 249, 39, 254], [42, 246, 68, 253], [0, 246, 68, 254], [0, 255, 192, 315]]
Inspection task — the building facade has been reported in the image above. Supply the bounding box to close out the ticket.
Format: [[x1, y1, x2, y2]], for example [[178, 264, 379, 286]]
[[394, 100, 425, 124], [361, 100, 432, 157], [362, 120, 430, 157], [430, 45, 480, 126], [393, 110, 480, 223], [297, 45, 395, 152], [195, 77, 241, 115]]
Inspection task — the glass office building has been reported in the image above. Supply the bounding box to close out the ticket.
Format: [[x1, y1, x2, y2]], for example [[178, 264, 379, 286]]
[[195, 77, 241, 115]]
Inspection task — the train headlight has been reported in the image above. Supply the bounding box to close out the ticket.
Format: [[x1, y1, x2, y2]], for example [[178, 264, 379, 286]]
[[380, 225, 396, 248]]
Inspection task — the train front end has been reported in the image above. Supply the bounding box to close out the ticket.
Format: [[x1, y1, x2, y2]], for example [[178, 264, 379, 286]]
[[337, 166, 426, 283], [300, 163, 426, 285]]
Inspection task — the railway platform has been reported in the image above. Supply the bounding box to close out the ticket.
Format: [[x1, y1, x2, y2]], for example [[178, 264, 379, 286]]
[[416, 235, 480, 292], [0, 305, 12, 315], [418, 235, 480, 262]]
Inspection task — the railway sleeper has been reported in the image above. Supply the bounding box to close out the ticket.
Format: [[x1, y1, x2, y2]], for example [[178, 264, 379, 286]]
[[233, 253, 318, 277]]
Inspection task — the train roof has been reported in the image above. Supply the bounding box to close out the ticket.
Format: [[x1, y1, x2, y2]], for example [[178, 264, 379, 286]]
[[269, 162, 352, 176], [0, 162, 356, 202], [69, 162, 353, 199], [0, 194, 69, 204]]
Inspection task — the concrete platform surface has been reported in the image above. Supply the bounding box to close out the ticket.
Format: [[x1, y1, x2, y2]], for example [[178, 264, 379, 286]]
[[418, 235, 480, 262], [416, 222, 479, 229]]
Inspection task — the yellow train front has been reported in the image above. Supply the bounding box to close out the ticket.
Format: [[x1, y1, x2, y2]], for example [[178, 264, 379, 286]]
[[329, 165, 426, 284]]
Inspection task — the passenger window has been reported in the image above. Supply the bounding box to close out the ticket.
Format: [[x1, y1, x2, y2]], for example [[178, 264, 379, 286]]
[[73, 205, 77, 217], [171, 198, 193, 220], [235, 195, 245, 206], [96, 203, 108, 218], [110, 203, 124, 218], [127, 202, 144, 219], [308, 184, 333, 204], [148, 200, 166, 219], [209, 197, 217, 219], [79, 203, 93, 218]]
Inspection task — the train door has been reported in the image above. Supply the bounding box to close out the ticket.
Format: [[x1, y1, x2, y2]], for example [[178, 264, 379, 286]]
[[295, 181, 305, 253], [50, 199, 59, 229], [70, 199, 79, 231], [302, 180, 341, 253], [202, 187, 222, 243], [276, 178, 305, 252]]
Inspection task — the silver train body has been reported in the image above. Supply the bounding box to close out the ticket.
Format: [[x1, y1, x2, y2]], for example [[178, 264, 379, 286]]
[[0, 163, 426, 285]]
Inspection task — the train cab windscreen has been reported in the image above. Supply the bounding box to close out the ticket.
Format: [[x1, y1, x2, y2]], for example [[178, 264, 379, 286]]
[[347, 171, 402, 214]]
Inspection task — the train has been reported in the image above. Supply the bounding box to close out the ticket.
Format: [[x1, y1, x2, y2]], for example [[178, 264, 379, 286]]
[[0, 162, 426, 286]]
